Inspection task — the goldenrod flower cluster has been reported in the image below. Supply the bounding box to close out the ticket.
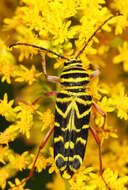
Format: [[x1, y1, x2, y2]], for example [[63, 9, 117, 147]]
[[0, 0, 128, 190]]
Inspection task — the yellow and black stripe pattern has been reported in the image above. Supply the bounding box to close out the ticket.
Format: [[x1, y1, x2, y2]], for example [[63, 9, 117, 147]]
[[54, 59, 92, 179]]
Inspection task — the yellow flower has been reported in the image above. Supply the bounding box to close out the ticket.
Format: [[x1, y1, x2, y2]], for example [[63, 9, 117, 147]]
[[0, 146, 8, 165], [0, 93, 16, 121], [103, 169, 128, 190], [0, 39, 16, 84], [104, 141, 128, 176], [10, 152, 29, 171], [15, 28, 41, 61], [0, 0, 128, 189], [110, 83, 128, 120], [111, 0, 128, 34], [0, 168, 9, 189], [8, 178, 30, 190], [113, 41, 128, 71], [0, 63, 15, 84], [47, 147, 59, 175], [69, 167, 101, 190], [0, 125, 19, 145], [15, 102, 39, 138], [46, 174, 66, 190], [15, 65, 41, 85], [37, 109, 54, 131], [29, 154, 47, 173]]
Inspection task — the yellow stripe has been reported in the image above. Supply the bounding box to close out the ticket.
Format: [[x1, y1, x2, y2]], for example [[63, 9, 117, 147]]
[[55, 102, 72, 118], [54, 136, 64, 143], [61, 127, 84, 132], [76, 98, 91, 105], [73, 155, 83, 165], [56, 95, 91, 105], [69, 165, 77, 172], [55, 99, 91, 128], [74, 102, 91, 118], [64, 141, 74, 149], [74, 128, 81, 132], [68, 157, 73, 161], [65, 86, 86, 90], [64, 63, 82, 68], [82, 124, 89, 129], [54, 122, 60, 127], [61, 128, 81, 132], [55, 154, 73, 162], [76, 137, 86, 145], [61, 77, 89, 83], [55, 154, 65, 162], [56, 97, 72, 103], [66, 101, 75, 131], [62, 171, 71, 179], [61, 70, 88, 75], [59, 165, 66, 172], [60, 90, 89, 96], [61, 127, 67, 132]]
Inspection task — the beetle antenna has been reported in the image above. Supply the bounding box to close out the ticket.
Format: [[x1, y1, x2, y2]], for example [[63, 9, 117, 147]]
[[75, 14, 122, 59], [9, 43, 70, 60]]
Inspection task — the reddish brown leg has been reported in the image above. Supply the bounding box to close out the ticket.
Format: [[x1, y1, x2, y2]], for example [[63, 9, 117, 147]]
[[90, 69, 101, 80], [40, 52, 60, 83], [11, 91, 58, 189], [89, 126, 111, 190], [90, 69, 106, 128], [19, 91, 58, 110], [32, 91, 58, 105], [92, 102, 106, 129], [11, 128, 54, 189]]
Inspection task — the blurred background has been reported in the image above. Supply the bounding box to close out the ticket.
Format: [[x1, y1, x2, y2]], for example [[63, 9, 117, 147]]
[[0, 0, 128, 190]]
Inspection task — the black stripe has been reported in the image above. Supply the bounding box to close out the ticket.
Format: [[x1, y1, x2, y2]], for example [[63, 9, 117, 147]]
[[61, 80, 89, 86], [78, 95, 92, 101], [55, 109, 64, 124], [65, 146, 74, 157], [56, 157, 65, 169], [54, 124, 63, 138], [63, 128, 73, 142], [61, 72, 88, 79], [75, 112, 91, 128], [61, 167, 74, 177], [78, 128, 89, 139], [65, 130, 77, 143], [56, 101, 70, 113], [54, 141, 65, 157], [76, 102, 91, 114], [64, 60, 82, 65], [57, 92, 70, 98], [63, 67, 85, 72], [65, 88, 86, 93], [75, 142, 86, 159], [71, 158, 81, 169]]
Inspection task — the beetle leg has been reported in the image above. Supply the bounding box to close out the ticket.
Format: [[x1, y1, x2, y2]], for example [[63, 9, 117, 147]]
[[18, 91, 58, 106], [10, 127, 54, 189], [31, 91, 58, 105], [92, 102, 106, 130], [12, 91, 57, 189], [89, 126, 111, 190], [40, 52, 60, 83], [89, 69, 101, 80]]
